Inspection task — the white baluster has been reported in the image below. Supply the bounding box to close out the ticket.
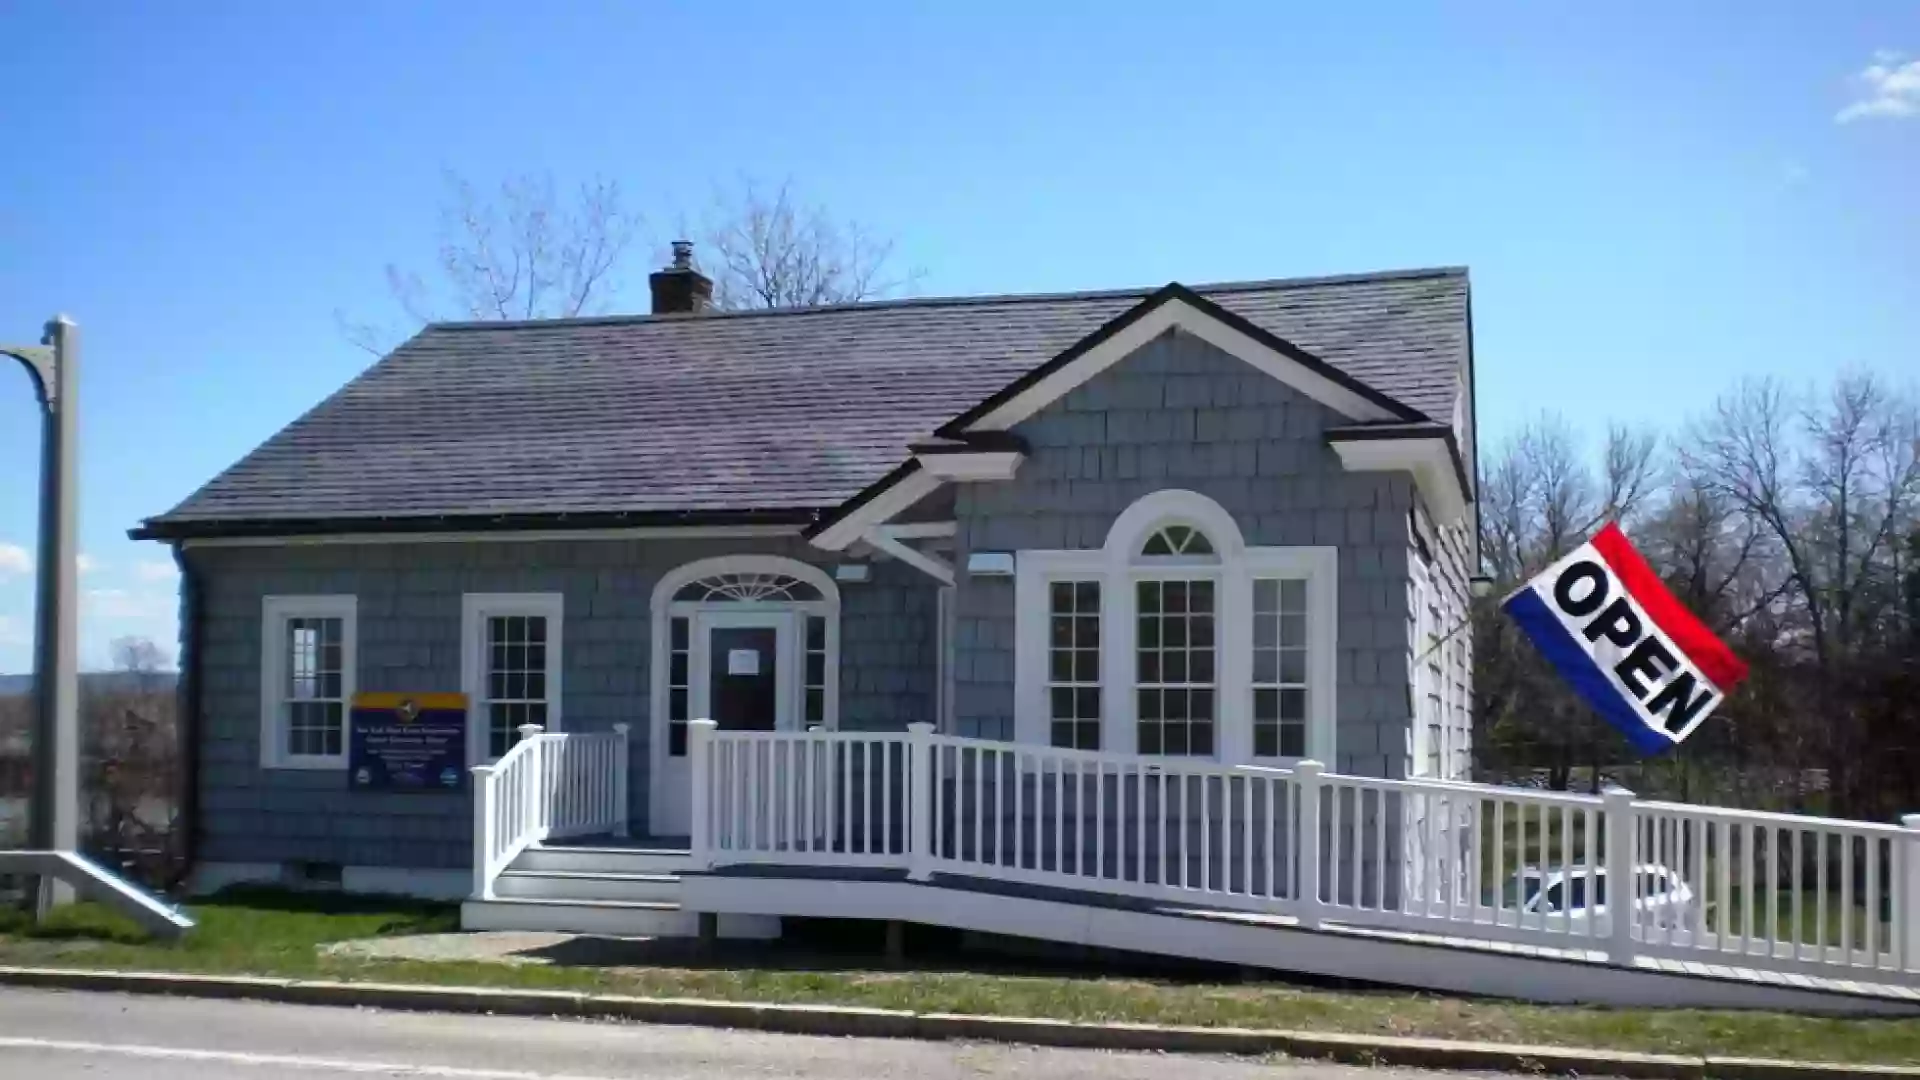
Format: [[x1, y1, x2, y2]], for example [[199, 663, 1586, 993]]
[[470, 765, 496, 899], [906, 724, 934, 879]]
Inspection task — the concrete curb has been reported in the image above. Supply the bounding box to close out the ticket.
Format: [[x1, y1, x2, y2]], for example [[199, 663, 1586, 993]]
[[0, 965, 1912, 1079]]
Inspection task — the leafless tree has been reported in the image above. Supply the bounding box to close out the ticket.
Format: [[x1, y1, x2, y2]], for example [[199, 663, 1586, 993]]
[[698, 177, 923, 311], [339, 170, 642, 353], [341, 172, 922, 352], [85, 637, 183, 888]]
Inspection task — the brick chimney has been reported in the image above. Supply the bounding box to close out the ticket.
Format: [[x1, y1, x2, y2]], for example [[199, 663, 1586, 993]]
[[649, 240, 713, 315]]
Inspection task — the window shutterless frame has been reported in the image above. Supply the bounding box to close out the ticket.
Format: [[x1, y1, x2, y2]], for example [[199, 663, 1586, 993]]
[[461, 593, 565, 765], [258, 595, 358, 770]]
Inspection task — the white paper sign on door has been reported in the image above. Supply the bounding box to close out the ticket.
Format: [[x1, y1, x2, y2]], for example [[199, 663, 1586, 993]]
[[727, 649, 760, 676]]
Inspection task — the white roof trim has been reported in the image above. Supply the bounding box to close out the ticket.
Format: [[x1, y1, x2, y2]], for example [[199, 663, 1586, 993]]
[[181, 523, 803, 549], [961, 297, 1401, 433], [809, 467, 944, 552], [913, 450, 1023, 481], [1330, 436, 1469, 526]]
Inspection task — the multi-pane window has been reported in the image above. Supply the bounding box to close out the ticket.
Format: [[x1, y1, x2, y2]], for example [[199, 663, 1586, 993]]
[[485, 614, 552, 758], [261, 596, 356, 769], [285, 617, 345, 758], [1252, 578, 1309, 758], [1047, 581, 1101, 750], [805, 614, 828, 727], [667, 616, 691, 754], [1135, 579, 1216, 755]]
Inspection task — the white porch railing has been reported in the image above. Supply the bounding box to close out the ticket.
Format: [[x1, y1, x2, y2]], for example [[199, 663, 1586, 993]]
[[471, 722, 630, 899], [690, 721, 1920, 985]]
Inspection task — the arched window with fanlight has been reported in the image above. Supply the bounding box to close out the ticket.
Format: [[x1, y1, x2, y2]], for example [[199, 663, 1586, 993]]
[[1014, 489, 1338, 764]]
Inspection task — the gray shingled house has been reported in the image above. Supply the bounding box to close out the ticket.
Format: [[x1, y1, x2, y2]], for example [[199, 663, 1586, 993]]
[[134, 247, 1477, 918]]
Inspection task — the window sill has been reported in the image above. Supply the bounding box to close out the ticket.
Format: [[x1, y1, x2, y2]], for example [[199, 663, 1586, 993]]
[[262, 756, 348, 771]]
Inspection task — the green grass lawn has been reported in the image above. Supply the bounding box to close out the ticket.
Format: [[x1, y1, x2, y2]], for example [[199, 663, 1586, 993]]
[[2, 888, 1919, 1066]]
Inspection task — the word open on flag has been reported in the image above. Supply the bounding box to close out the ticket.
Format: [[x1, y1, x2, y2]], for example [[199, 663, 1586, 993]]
[[1502, 523, 1749, 753]]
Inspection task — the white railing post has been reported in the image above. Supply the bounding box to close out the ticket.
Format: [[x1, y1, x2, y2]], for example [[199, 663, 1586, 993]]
[[907, 723, 935, 880], [1604, 784, 1637, 967], [612, 723, 632, 838], [689, 719, 718, 868], [518, 723, 546, 842], [1297, 760, 1324, 929], [1902, 813, 1920, 973], [470, 765, 496, 899]]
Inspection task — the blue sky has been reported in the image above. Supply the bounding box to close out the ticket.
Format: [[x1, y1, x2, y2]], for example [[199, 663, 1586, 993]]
[[0, 1, 1914, 672]]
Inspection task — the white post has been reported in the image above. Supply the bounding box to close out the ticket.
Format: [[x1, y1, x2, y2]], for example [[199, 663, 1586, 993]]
[[689, 719, 718, 868], [612, 723, 632, 838], [1902, 813, 1920, 973], [1297, 760, 1324, 929], [518, 724, 545, 843], [470, 766, 496, 899], [1604, 784, 1637, 967], [907, 723, 935, 880]]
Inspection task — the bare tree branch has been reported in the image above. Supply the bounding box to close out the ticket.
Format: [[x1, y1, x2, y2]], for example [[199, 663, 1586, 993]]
[[701, 176, 924, 311]]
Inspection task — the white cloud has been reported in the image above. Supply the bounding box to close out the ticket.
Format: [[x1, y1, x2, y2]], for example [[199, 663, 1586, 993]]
[[0, 543, 28, 577], [133, 560, 178, 584], [0, 615, 26, 648], [84, 587, 175, 622], [76, 554, 98, 575], [1838, 51, 1920, 122]]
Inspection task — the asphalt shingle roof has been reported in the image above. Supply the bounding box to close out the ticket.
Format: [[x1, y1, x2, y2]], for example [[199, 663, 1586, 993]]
[[139, 267, 1469, 536]]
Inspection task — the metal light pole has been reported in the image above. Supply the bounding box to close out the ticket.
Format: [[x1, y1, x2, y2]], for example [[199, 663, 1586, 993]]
[[3, 317, 80, 913]]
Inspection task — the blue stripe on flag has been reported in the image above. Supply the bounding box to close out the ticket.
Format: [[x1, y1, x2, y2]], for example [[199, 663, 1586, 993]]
[[1503, 588, 1674, 755]]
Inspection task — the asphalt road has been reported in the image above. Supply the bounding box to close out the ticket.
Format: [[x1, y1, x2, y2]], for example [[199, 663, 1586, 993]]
[[0, 986, 1473, 1080]]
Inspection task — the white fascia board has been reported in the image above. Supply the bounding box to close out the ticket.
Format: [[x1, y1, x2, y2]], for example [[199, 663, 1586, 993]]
[[1330, 437, 1469, 526], [913, 450, 1024, 481], [183, 523, 804, 549], [810, 468, 945, 552], [962, 298, 1400, 434]]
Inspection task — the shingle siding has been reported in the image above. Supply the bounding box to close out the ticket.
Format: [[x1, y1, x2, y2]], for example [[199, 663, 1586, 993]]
[[186, 537, 935, 870], [950, 328, 1417, 778]]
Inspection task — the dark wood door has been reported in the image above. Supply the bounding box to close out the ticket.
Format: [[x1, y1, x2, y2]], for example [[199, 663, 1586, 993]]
[[709, 626, 778, 731]]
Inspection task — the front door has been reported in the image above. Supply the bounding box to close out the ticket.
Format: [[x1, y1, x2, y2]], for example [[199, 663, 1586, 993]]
[[651, 609, 795, 836]]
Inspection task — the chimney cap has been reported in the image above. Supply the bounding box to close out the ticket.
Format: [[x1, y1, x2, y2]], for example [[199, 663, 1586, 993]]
[[670, 240, 694, 270]]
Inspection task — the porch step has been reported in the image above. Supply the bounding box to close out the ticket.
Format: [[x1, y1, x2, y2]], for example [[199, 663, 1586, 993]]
[[494, 869, 682, 904], [460, 897, 778, 939], [516, 845, 695, 876]]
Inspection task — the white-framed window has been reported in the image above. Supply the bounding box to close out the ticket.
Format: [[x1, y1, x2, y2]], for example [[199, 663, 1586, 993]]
[[259, 595, 357, 770], [462, 593, 564, 763], [1014, 489, 1338, 763], [1047, 580, 1103, 750], [1251, 578, 1310, 759]]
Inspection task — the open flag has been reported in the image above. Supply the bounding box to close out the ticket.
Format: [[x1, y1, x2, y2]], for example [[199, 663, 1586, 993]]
[[1502, 523, 1749, 754]]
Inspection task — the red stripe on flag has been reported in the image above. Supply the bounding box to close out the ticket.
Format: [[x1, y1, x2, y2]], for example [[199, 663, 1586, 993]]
[[1590, 522, 1750, 690]]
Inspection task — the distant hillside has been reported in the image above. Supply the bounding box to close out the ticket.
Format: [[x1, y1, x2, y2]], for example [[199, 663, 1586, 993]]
[[0, 672, 178, 698]]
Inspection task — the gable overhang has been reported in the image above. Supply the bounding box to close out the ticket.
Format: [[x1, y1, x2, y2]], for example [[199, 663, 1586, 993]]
[[1326, 423, 1473, 527], [937, 283, 1423, 437], [808, 283, 1441, 553]]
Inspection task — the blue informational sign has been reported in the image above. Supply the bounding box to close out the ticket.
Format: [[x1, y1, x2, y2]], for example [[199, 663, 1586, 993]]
[[348, 692, 468, 793]]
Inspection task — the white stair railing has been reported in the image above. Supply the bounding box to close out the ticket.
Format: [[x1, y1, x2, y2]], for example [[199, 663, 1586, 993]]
[[471, 722, 630, 900], [685, 726, 1920, 985]]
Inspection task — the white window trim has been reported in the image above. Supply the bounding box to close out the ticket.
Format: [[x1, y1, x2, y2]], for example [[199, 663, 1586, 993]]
[[1013, 489, 1338, 763], [461, 592, 565, 765], [259, 595, 358, 771]]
